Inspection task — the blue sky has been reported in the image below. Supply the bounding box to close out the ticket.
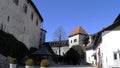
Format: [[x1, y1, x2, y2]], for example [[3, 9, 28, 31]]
[[33, 0, 120, 42]]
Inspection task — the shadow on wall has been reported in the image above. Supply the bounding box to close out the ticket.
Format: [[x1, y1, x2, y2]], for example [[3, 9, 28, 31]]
[[0, 30, 29, 62]]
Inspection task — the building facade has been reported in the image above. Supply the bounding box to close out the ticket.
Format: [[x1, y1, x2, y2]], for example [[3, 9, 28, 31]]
[[91, 14, 120, 68], [100, 31, 120, 68], [0, 0, 43, 49], [68, 26, 88, 48]]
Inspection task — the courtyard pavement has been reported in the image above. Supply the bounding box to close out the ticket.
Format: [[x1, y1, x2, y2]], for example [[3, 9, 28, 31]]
[[17, 65, 96, 68]]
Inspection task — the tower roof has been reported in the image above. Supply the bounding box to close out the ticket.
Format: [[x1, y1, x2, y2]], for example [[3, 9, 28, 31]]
[[69, 26, 88, 37]]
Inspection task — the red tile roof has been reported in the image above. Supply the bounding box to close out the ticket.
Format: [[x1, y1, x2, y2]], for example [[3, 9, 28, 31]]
[[69, 26, 88, 37]]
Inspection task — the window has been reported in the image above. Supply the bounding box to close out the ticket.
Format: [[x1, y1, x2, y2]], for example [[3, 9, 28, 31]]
[[74, 39, 77, 42], [24, 27, 25, 32], [63, 52, 65, 55], [31, 12, 34, 20], [7, 16, 10, 22], [43, 34, 45, 38], [23, 4, 27, 13], [40, 38, 42, 41], [94, 55, 97, 60], [71, 40, 72, 43], [43, 37, 45, 42], [40, 33, 42, 36], [13, 0, 19, 5], [114, 53, 117, 60], [119, 53, 120, 59], [36, 19, 38, 26]]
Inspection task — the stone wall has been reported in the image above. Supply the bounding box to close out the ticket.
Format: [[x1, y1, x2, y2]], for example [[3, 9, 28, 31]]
[[0, 0, 42, 49]]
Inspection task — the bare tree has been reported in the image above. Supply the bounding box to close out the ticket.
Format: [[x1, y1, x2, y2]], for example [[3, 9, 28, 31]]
[[53, 26, 66, 55]]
